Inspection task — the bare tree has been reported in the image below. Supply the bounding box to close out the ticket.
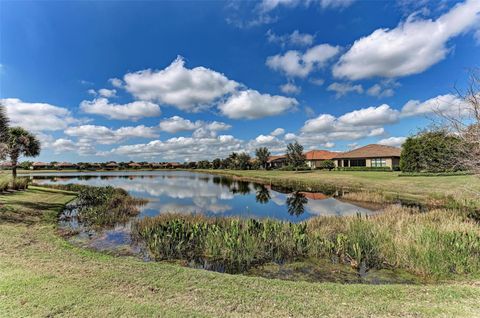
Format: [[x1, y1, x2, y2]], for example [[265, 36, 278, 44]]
[[436, 70, 480, 176]]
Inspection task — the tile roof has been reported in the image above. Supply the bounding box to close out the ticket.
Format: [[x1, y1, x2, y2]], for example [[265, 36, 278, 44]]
[[304, 150, 338, 160], [333, 144, 401, 159]]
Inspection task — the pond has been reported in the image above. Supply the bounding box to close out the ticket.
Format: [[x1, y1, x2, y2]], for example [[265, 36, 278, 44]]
[[28, 171, 378, 222]]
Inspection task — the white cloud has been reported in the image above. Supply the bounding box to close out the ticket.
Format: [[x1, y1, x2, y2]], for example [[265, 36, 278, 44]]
[[159, 116, 199, 133], [309, 78, 325, 86], [378, 136, 407, 147], [80, 97, 160, 120], [98, 88, 116, 98], [401, 93, 469, 117], [255, 134, 276, 144], [65, 124, 159, 145], [266, 29, 315, 47], [109, 78, 123, 88], [218, 89, 298, 119], [266, 44, 340, 78], [270, 128, 285, 136], [366, 84, 395, 98], [123, 56, 239, 112], [327, 82, 363, 97], [333, 0, 480, 80], [51, 139, 77, 153], [338, 104, 399, 126], [280, 82, 301, 94], [1, 98, 78, 132]]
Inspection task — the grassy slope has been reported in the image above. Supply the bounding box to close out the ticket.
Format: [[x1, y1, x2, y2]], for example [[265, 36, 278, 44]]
[[196, 170, 480, 203], [1, 187, 480, 317]]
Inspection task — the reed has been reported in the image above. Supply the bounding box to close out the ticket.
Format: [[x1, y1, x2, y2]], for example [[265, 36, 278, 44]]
[[135, 206, 480, 278]]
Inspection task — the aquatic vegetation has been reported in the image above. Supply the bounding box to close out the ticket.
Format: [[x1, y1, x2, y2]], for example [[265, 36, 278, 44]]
[[135, 206, 480, 278]]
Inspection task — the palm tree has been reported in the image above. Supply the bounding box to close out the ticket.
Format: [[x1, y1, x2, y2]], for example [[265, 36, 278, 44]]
[[286, 191, 308, 216], [7, 127, 41, 178], [255, 147, 270, 169], [0, 104, 10, 160], [286, 141, 305, 171]]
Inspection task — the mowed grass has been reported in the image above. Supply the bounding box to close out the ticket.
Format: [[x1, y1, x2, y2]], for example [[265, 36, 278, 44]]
[[1, 187, 480, 317], [197, 169, 480, 204]]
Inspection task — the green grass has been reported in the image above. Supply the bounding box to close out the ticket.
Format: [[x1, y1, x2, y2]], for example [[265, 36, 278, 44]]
[[196, 169, 480, 205], [1, 186, 480, 316]]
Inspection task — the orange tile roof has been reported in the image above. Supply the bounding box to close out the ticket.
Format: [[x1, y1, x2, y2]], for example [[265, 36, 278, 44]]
[[304, 150, 338, 160], [333, 144, 401, 159], [267, 155, 287, 163]]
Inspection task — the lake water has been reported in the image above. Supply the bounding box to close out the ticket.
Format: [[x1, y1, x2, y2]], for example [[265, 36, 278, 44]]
[[28, 170, 377, 222]]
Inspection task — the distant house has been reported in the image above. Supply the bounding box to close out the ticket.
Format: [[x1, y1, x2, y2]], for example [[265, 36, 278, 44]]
[[304, 150, 338, 169], [128, 162, 142, 168], [55, 162, 77, 170], [0, 162, 13, 169], [32, 162, 51, 170], [166, 162, 182, 169], [267, 155, 288, 169], [105, 162, 119, 170], [333, 144, 401, 169]]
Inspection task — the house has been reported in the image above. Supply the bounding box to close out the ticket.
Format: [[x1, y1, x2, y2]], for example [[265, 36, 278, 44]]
[[32, 162, 51, 170], [54, 162, 77, 170], [333, 144, 401, 169], [128, 162, 142, 169], [267, 155, 288, 169], [304, 150, 338, 169], [0, 162, 13, 169], [105, 162, 119, 170], [166, 162, 182, 169]]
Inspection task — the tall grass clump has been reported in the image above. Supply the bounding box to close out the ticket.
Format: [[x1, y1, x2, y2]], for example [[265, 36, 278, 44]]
[[0, 175, 10, 192], [9, 177, 29, 190], [133, 214, 308, 273], [56, 184, 147, 228], [135, 206, 480, 278]]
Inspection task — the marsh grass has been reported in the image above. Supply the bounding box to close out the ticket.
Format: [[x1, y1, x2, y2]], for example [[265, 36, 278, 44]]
[[45, 183, 148, 228], [135, 206, 480, 278]]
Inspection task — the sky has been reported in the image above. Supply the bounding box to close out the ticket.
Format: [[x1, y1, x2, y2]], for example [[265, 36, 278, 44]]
[[0, 0, 479, 163]]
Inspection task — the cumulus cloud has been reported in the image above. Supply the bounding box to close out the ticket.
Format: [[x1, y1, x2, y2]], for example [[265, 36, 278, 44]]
[[159, 116, 231, 138], [108, 78, 124, 88], [366, 84, 395, 98], [270, 128, 285, 136], [159, 116, 200, 133], [338, 104, 399, 126], [400, 93, 469, 117], [378, 136, 407, 147], [280, 82, 301, 94], [80, 97, 160, 120], [65, 124, 159, 145], [98, 88, 116, 98], [1, 98, 78, 131], [111, 135, 244, 161], [266, 44, 340, 78], [333, 0, 480, 80], [51, 139, 77, 153], [123, 56, 239, 112], [327, 82, 363, 97], [266, 29, 315, 47], [218, 89, 298, 119]]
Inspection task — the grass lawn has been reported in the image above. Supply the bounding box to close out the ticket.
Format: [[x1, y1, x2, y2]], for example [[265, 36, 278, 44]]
[[196, 169, 480, 204], [1, 186, 480, 317]]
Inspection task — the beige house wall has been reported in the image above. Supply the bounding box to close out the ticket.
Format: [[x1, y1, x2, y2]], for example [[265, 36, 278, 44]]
[[333, 157, 400, 169]]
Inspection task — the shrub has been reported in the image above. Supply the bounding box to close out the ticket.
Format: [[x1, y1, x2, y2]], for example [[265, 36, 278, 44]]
[[0, 176, 10, 192], [317, 160, 335, 170], [10, 177, 29, 190]]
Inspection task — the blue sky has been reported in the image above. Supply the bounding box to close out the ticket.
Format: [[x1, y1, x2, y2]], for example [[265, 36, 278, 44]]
[[1, 0, 479, 162]]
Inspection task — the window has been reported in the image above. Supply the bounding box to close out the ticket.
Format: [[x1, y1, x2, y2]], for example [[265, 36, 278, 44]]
[[371, 158, 387, 167], [350, 159, 366, 167]]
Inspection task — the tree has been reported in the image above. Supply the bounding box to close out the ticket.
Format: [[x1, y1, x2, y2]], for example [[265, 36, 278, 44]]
[[0, 104, 9, 160], [435, 70, 480, 176], [255, 147, 270, 170], [227, 152, 239, 169], [286, 141, 305, 171], [6, 127, 41, 178], [400, 130, 463, 173], [212, 158, 222, 169], [286, 191, 308, 216], [237, 152, 251, 170]]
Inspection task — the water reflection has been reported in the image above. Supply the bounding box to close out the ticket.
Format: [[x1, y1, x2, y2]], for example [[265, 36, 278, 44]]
[[28, 171, 377, 222]]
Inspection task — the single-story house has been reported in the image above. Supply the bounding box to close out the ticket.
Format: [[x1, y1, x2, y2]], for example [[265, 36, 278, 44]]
[[267, 155, 288, 169], [304, 150, 338, 169], [0, 162, 13, 169], [54, 162, 77, 170], [105, 162, 119, 170], [32, 162, 51, 170], [333, 144, 401, 169], [128, 162, 142, 168]]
